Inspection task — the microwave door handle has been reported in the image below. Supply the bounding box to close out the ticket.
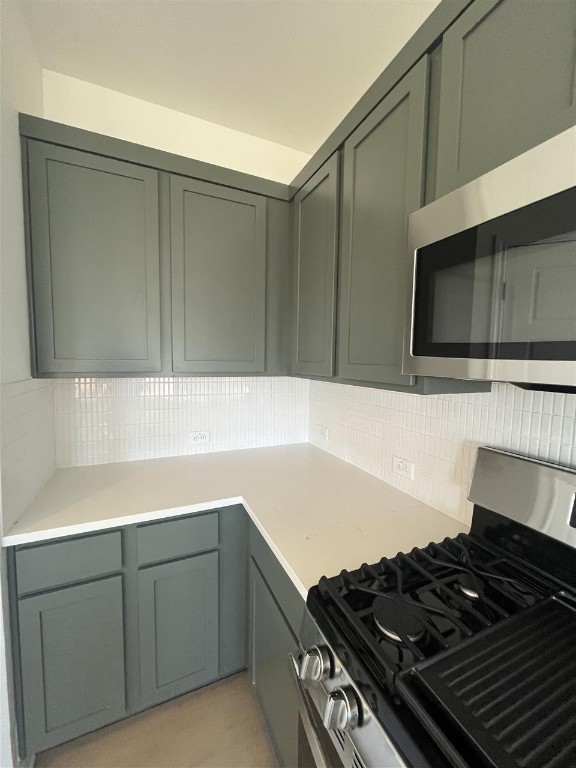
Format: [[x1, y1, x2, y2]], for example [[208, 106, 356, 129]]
[[289, 653, 331, 768]]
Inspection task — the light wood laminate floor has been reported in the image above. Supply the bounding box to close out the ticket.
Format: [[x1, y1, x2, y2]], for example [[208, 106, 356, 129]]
[[36, 673, 276, 768]]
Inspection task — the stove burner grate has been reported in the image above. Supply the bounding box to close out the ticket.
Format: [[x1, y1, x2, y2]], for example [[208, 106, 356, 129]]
[[317, 532, 557, 686], [398, 595, 576, 768]]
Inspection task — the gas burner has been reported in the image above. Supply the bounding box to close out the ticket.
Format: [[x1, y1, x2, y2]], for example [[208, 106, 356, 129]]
[[456, 572, 480, 600], [372, 596, 425, 644]]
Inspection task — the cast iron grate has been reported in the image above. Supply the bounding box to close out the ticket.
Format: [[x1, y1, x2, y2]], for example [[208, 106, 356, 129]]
[[316, 533, 557, 692], [398, 595, 576, 768]]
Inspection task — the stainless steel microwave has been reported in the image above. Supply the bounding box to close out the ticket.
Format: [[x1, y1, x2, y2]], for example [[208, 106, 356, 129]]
[[403, 126, 576, 389]]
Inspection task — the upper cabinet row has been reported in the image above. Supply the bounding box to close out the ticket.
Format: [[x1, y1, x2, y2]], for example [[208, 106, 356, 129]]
[[293, 59, 426, 388], [26, 142, 283, 377], [292, 0, 576, 389], [23, 0, 576, 383]]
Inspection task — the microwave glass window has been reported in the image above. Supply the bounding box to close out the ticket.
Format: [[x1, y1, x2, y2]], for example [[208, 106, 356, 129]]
[[501, 232, 576, 344], [413, 187, 576, 361], [430, 254, 497, 345]]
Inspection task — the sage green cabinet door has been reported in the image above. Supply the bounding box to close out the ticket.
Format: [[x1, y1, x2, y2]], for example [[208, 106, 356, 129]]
[[338, 57, 428, 385], [27, 142, 161, 375], [139, 552, 219, 707], [171, 176, 267, 373], [18, 577, 126, 753], [436, 0, 576, 197], [292, 154, 340, 376], [250, 562, 298, 768]]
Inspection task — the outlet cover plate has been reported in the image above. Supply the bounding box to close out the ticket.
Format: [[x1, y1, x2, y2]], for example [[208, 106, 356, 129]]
[[392, 455, 414, 480], [190, 430, 210, 444]]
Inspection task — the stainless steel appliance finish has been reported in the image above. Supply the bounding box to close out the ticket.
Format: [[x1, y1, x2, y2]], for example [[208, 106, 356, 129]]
[[402, 126, 576, 387], [469, 447, 576, 548], [290, 614, 407, 768], [303, 447, 576, 768]]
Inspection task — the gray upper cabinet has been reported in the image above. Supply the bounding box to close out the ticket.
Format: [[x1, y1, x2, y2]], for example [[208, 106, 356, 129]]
[[170, 176, 267, 374], [138, 551, 219, 707], [292, 153, 340, 377], [337, 57, 428, 385], [18, 576, 126, 753], [435, 0, 576, 198], [27, 141, 161, 375]]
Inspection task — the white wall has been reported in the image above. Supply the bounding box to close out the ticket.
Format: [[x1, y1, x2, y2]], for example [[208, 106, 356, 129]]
[[1, 4, 49, 764], [1, 381, 56, 531], [1, 2, 43, 385], [42, 71, 311, 184], [309, 381, 576, 525]]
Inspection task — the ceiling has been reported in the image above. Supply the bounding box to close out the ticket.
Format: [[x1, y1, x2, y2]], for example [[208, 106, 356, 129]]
[[19, 0, 441, 154]]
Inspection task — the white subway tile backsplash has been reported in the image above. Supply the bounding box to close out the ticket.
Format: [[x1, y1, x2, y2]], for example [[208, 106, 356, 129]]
[[4, 372, 575, 539], [1, 380, 56, 533], [309, 381, 576, 525], [54, 377, 309, 467]]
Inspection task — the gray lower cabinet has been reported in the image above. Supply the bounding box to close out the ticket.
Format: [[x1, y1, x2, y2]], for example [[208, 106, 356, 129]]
[[250, 562, 299, 768], [170, 175, 267, 374], [11, 508, 249, 759], [435, 0, 576, 198], [138, 552, 219, 707], [292, 153, 340, 377], [26, 141, 161, 375], [337, 57, 428, 386], [249, 524, 304, 768], [18, 576, 126, 753]]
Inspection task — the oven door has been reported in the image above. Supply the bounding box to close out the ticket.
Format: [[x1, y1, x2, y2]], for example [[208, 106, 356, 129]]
[[403, 126, 576, 388], [289, 654, 345, 768]]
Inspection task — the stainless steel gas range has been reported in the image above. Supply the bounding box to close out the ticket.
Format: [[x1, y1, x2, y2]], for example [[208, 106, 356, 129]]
[[292, 447, 576, 768]]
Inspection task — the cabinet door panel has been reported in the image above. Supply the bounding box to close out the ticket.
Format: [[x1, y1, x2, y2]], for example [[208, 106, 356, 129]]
[[338, 58, 428, 385], [251, 562, 298, 768], [292, 154, 339, 376], [436, 0, 576, 197], [18, 577, 126, 752], [171, 177, 266, 373], [139, 552, 219, 707], [27, 142, 161, 374]]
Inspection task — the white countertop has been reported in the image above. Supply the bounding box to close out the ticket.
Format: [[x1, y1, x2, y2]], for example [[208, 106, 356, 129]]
[[3, 443, 467, 598]]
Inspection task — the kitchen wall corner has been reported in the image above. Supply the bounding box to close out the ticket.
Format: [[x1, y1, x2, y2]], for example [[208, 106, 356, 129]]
[[1, 380, 56, 533], [308, 381, 576, 526]]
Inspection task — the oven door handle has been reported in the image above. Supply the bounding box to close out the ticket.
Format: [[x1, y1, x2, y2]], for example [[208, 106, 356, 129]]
[[289, 653, 331, 768]]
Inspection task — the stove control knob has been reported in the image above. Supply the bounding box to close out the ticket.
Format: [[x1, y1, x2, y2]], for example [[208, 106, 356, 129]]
[[323, 687, 360, 732], [298, 646, 331, 682]]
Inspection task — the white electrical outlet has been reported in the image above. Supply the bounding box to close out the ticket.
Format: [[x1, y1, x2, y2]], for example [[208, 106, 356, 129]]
[[318, 424, 329, 441], [392, 455, 414, 480], [190, 430, 210, 444]]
